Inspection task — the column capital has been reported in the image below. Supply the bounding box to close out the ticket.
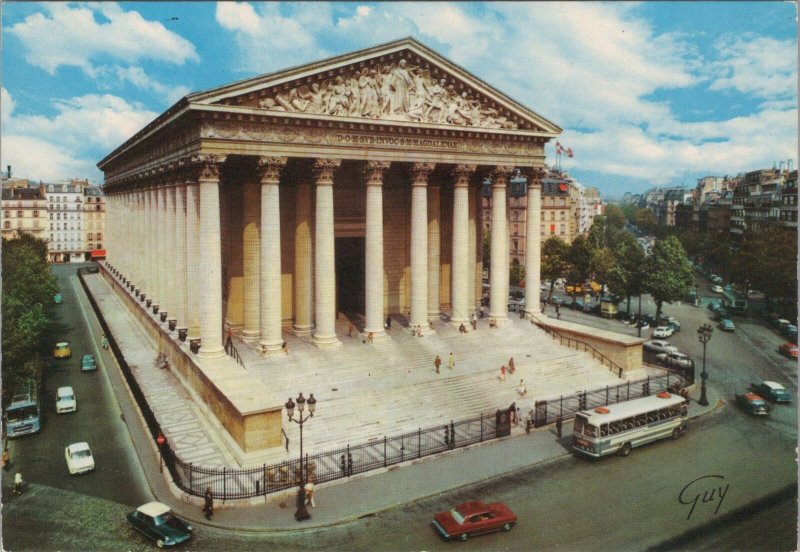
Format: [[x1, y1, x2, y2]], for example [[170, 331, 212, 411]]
[[256, 156, 288, 184], [452, 164, 477, 187], [525, 166, 546, 187], [491, 165, 515, 187], [364, 161, 390, 187], [313, 158, 341, 185], [410, 162, 436, 187], [188, 154, 227, 181]]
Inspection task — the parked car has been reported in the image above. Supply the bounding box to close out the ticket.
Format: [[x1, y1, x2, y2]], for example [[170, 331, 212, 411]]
[[53, 293, 63, 304], [655, 352, 694, 370], [710, 275, 723, 284], [734, 392, 770, 416], [81, 354, 97, 372], [643, 340, 679, 355], [652, 326, 674, 338], [714, 308, 730, 322], [127, 502, 193, 548], [711, 285, 724, 294], [432, 500, 517, 541], [53, 342, 72, 359], [570, 299, 585, 311], [65, 442, 95, 475], [707, 300, 721, 312], [719, 318, 735, 331], [778, 342, 798, 358], [55, 386, 77, 414], [783, 324, 797, 342], [749, 381, 792, 403], [664, 317, 681, 332]]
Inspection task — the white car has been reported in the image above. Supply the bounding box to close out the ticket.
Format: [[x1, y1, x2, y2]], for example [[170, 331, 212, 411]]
[[65, 442, 95, 475], [643, 340, 679, 355], [655, 352, 694, 369], [55, 386, 76, 414], [652, 326, 674, 338], [711, 285, 724, 293]]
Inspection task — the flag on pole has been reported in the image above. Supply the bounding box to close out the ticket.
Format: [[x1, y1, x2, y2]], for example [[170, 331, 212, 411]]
[[567, 147, 574, 158], [555, 141, 563, 155]]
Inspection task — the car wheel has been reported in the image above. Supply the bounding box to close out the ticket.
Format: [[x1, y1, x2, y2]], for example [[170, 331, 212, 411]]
[[619, 442, 632, 457], [459, 533, 469, 541], [671, 428, 680, 440], [157, 539, 165, 549], [503, 523, 513, 531]]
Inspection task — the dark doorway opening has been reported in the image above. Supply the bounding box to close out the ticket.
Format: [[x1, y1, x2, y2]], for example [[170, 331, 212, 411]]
[[336, 237, 365, 315]]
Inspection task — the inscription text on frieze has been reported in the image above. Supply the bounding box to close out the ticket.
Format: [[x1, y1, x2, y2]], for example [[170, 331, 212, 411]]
[[336, 133, 460, 149]]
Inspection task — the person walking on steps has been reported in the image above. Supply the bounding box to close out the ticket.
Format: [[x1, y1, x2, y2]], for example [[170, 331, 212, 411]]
[[448, 352, 455, 370], [203, 487, 214, 519], [434, 355, 442, 374]]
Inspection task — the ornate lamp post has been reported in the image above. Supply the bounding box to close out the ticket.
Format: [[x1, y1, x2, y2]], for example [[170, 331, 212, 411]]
[[285, 392, 316, 522], [697, 324, 713, 406]]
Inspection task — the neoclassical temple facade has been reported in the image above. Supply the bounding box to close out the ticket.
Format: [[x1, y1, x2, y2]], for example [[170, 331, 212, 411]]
[[99, 39, 560, 360]]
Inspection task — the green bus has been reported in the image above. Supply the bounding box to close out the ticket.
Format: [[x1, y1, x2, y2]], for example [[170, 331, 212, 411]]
[[721, 290, 748, 315]]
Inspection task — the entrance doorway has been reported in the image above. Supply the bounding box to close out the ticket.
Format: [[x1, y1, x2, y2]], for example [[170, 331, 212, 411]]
[[335, 237, 365, 315]]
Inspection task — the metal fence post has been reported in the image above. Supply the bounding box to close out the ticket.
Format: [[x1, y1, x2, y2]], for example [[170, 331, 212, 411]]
[[605, 385, 609, 404], [383, 436, 387, 467], [559, 395, 563, 418], [418, 429, 421, 459], [189, 462, 193, 493], [223, 466, 227, 502], [262, 463, 266, 496], [627, 381, 630, 401], [480, 413, 484, 442]]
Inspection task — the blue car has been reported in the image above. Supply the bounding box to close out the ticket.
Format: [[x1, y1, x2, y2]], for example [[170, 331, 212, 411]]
[[719, 318, 735, 331], [81, 354, 97, 371]]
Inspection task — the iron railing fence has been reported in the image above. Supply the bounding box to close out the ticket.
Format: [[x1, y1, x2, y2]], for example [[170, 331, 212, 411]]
[[535, 322, 625, 377]]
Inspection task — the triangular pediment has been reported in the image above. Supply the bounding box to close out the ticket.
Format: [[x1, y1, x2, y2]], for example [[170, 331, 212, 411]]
[[188, 38, 561, 135]]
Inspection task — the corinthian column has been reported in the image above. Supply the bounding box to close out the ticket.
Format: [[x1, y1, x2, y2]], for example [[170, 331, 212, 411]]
[[196, 155, 227, 358], [427, 183, 441, 321], [145, 186, 155, 297], [241, 175, 261, 342], [526, 167, 545, 316], [410, 162, 435, 333], [489, 166, 514, 324], [451, 165, 475, 325], [174, 181, 187, 329], [164, 183, 177, 323], [258, 157, 287, 352], [185, 177, 201, 340], [293, 181, 314, 336], [157, 183, 167, 315], [364, 161, 390, 338], [312, 159, 342, 348]]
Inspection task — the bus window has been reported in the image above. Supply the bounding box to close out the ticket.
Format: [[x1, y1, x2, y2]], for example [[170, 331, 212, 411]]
[[600, 424, 608, 437], [584, 424, 598, 437], [635, 414, 647, 427], [574, 415, 585, 435], [609, 422, 621, 434]]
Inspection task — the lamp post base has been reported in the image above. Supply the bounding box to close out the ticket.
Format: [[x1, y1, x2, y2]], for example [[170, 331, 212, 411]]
[[295, 488, 311, 521]]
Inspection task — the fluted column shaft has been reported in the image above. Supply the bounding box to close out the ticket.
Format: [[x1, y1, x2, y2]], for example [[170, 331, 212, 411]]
[[197, 156, 226, 357], [490, 166, 513, 323], [312, 159, 341, 348], [174, 183, 187, 327], [451, 165, 474, 324], [242, 178, 261, 340], [526, 168, 545, 316], [164, 184, 177, 322], [364, 161, 390, 337], [186, 181, 201, 339], [427, 184, 441, 321], [146, 187, 156, 297], [468, 184, 477, 314], [259, 157, 287, 351], [410, 163, 434, 332], [293, 182, 314, 335], [156, 185, 167, 310]]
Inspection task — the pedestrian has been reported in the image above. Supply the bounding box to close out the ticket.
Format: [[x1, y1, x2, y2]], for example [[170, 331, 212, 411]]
[[459, 323, 467, 334], [347, 451, 353, 475], [203, 487, 214, 519], [434, 355, 441, 374], [470, 313, 477, 330], [480, 305, 486, 319], [508, 357, 515, 374], [1, 448, 9, 471], [499, 365, 506, 381], [348, 323, 353, 337], [340, 454, 347, 475], [556, 415, 563, 438], [508, 402, 517, 425], [304, 477, 316, 508], [368, 332, 374, 343], [517, 379, 527, 397], [525, 418, 532, 434], [225, 327, 232, 347], [101, 333, 109, 350], [13, 471, 23, 495], [556, 305, 561, 319], [448, 352, 455, 370], [386, 315, 391, 329]]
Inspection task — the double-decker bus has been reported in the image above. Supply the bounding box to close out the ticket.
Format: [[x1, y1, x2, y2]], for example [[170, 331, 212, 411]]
[[5, 383, 41, 437], [721, 289, 748, 315], [572, 392, 688, 458]]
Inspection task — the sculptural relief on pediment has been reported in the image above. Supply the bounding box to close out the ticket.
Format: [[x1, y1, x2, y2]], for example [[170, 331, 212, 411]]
[[216, 56, 526, 131]]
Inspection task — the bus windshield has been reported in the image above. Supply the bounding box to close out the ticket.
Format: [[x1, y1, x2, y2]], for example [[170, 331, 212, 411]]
[[6, 404, 38, 422]]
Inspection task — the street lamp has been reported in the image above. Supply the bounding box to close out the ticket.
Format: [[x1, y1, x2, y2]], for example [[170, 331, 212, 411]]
[[285, 392, 316, 522], [697, 324, 713, 406]]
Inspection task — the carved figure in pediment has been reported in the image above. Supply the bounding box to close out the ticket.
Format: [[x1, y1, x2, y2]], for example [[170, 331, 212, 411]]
[[259, 97, 287, 111], [347, 72, 361, 116], [325, 76, 350, 116], [446, 89, 472, 125], [359, 68, 381, 117], [424, 77, 448, 123], [378, 65, 393, 114], [388, 59, 414, 115], [274, 92, 294, 111]]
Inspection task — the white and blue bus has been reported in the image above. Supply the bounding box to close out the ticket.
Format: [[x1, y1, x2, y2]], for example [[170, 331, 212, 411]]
[[572, 392, 688, 458], [5, 384, 41, 437]]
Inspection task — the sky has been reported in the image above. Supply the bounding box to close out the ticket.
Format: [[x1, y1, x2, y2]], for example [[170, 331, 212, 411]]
[[1, 2, 797, 198]]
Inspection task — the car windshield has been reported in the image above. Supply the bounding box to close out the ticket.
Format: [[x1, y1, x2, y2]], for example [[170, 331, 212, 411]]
[[59, 394, 74, 401], [71, 449, 91, 459], [450, 509, 465, 524], [56, 344, 69, 350], [154, 512, 182, 527]]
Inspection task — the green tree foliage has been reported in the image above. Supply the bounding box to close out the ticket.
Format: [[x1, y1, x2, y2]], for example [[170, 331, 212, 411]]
[[590, 247, 615, 292], [620, 204, 639, 224], [510, 261, 525, 287], [482, 229, 491, 270], [635, 208, 658, 234], [604, 204, 626, 230], [2, 234, 57, 403], [566, 235, 593, 285], [606, 232, 646, 313], [644, 235, 694, 321], [735, 225, 797, 317], [541, 236, 569, 301]]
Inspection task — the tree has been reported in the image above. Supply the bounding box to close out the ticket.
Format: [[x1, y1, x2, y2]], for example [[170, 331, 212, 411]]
[[604, 204, 626, 230], [735, 225, 797, 317], [606, 232, 646, 314], [635, 208, 658, 234], [482, 229, 491, 270], [590, 247, 615, 294], [541, 236, 569, 303], [510, 261, 525, 287], [566, 235, 593, 285], [644, 235, 694, 321]]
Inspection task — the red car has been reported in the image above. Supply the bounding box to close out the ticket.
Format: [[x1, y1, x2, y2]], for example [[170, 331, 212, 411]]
[[432, 500, 517, 541], [778, 342, 798, 358]]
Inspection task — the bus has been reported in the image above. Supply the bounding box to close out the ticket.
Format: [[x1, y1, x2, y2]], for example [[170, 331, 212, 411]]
[[5, 383, 41, 437], [721, 289, 747, 315], [572, 392, 688, 458]]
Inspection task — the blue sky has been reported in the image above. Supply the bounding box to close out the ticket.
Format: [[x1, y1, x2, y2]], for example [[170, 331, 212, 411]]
[[2, 2, 796, 198]]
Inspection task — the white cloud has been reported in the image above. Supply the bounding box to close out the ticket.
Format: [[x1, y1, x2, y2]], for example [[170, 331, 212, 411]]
[[1, 90, 157, 182], [5, 3, 199, 76], [708, 34, 797, 99], [1, 87, 15, 127], [115, 66, 191, 105]]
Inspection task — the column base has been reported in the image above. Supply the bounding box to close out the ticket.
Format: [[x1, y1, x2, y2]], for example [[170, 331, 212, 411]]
[[292, 324, 314, 337], [198, 346, 226, 359], [312, 334, 342, 348], [259, 341, 284, 353], [427, 311, 440, 322], [240, 330, 261, 344], [409, 324, 434, 336]]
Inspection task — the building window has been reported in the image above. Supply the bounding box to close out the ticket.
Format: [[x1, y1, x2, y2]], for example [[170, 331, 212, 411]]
[[17, 211, 23, 218], [88, 233, 94, 241], [96, 243, 102, 249], [3, 211, 9, 219], [96, 232, 102, 240], [33, 210, 39, 217], [3, 221, 9, 229], [560, 224, 566, 235]]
